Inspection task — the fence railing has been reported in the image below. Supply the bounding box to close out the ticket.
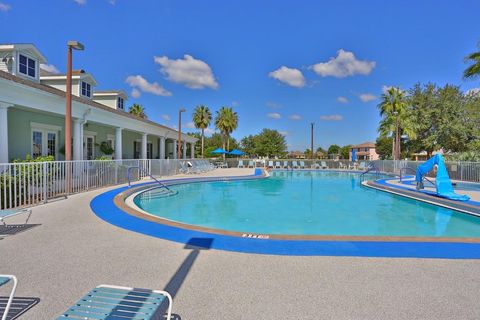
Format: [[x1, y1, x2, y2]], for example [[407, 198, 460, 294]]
[[1, 158, 479, 210]]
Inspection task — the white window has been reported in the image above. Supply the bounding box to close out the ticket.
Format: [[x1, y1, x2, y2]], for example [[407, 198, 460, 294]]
[[31, 129, 58, 159], [117, 97, 124, 110], [19, 54, 36, 78], [81, 81, 91, 98]]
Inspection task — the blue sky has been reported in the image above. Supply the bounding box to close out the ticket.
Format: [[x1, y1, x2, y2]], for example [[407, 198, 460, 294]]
[[1, 0, 479, 151]]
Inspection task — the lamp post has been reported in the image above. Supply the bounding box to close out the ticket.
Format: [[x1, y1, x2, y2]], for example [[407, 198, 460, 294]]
[[177, 108, 186, 159], [65, 41, 84, 161], [310, 122, 314, 160], [393, 111, 399, 160]]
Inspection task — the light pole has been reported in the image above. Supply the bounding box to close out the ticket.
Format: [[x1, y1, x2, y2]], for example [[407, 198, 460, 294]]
[[177, 108, 186, 159], [65, 40, 84, 161], [310, 122, 314, 160], [393, 111, 399, 160]]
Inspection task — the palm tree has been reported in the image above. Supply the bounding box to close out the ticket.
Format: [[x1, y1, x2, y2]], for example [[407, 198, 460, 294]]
[[128, 103, 147, 119], [378, 87, 416, 160], [192, 105, 212, 158], [214, 106, 238, 159], [464, 45, 480, 79]]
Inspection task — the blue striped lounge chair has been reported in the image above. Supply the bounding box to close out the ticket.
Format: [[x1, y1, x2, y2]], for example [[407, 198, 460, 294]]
[[57, 284, 173, 320], [0, 275, 18, 320], [238, 160, 245, 168], [1, 208, 32, 227]]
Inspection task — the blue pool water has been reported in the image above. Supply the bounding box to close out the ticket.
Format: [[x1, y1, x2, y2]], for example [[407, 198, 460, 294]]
[[133, 171, 480, 238]]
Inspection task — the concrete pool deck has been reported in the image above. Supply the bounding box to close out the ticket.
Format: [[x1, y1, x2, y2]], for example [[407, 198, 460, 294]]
[[1, 168, 480, 319]]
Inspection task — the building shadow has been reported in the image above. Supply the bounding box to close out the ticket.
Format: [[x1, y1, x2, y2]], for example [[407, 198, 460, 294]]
[[0, 224, 41, 237], [0, 296, 40, 319], [156, 238, 213, 320]]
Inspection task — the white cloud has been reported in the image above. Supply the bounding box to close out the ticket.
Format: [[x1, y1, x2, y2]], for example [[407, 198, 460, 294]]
[[125, 75, 172, 97], [40, 64, 59, 74], [161, 114, 171, 121], [268, 66, 305, 88], [359, 93, 377, 102], [320, 114, 343, 121], [204, 127, 215, 135], [466, 88, 480, 95], [0, 2, 11, 11], [288, 114, 301, 120], [74, 0, 86, 5], [337, 96, 349, 103], [131, 88, 141, 98], [154, 54, 218, 89], [279, 131, 289, 136], [311, 49, 375, 78], [266, 101, 283, 109], [267, 112, 281, 119], [185, 122, 196, 129]]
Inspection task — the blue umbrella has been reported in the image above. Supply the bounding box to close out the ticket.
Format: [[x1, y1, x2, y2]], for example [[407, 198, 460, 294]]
[[228, 149, 244, 156], [211, 148, 227, 154], [351, 149, 356, 162]]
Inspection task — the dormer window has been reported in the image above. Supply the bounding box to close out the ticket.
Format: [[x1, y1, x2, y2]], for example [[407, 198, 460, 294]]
[[81, 81, 91, 98], [19, 54, 36, 78], [117, 97, 124, 110]]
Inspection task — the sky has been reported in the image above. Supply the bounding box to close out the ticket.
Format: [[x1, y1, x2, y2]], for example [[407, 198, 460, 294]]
[[1, 0, 479, 151]]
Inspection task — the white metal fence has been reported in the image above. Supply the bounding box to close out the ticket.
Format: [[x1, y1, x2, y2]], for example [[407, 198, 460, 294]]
[[1, 158, 479, 210]]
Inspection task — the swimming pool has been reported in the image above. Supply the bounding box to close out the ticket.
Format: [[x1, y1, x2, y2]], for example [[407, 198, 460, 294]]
[[132, 171, 480, 238]]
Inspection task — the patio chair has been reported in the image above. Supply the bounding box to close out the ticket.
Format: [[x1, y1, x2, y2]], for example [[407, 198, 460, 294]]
[[282, 161, 289, 169], [1, 208, 32, 226], [57, 284, 173, 320], [267, 161, 274, 169], [275, 161, 281, 169], [0, 275, 18, 320], [292, 161, 299, 169], [339, 162, 347, 170], [311, 162, 320, 169], [238, 160, 245, 168], [247, 160, 255, 168], [321, 161, 329, 169], [358, 161, 367, 171], [299, 161, 305, 169]]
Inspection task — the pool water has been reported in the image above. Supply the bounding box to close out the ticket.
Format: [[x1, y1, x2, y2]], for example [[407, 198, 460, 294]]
[[133, 171, 480, 238]]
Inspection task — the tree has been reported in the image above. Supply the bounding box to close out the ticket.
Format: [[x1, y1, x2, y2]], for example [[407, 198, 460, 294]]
[[375, 136, 393, 160], [327, 144, 340, 155], [339, 145, 351, 159], [240, 135, 256, 157], [378, 87, 416, 160], [192, 105, 212, 158], [254, 129, 287, 157], [128, 103, 147, 119], [464, 44, 480, 80], [214, 107, 238, 158]]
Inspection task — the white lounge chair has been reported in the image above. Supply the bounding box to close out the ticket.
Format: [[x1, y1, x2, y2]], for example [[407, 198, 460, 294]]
[[299, 161, 305, 169], [311, 162, 320, 169], [268, 161, 274, 169], [275, 161, 281, 169], [0, 208, 32, 226], [292, 161, 299, 169], [321, 161, 329, 169], [0, 275, 18, 320], [358, 161, 368, 171], [238, 160, 245, 168], [339, 162, 347, 170], [247, 160, 255, 168], [282, 161, 289, 169]]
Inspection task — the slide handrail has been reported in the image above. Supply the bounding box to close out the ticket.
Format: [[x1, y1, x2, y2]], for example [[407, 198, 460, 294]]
[[400, 167, 434, 186]]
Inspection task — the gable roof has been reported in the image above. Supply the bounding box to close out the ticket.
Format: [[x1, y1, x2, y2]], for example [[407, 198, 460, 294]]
[[351, 142, 376, 148], [0, 43, 47, 64]]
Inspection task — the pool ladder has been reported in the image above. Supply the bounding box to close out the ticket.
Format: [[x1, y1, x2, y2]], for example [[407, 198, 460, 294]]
[[127, 166, 178, 197]]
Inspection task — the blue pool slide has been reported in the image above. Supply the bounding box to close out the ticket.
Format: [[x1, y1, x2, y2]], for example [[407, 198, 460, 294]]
[[415, 154, 470, 201]]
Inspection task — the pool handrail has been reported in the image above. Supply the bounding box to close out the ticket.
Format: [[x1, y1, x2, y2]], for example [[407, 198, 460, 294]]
[[127, 166, 176, 195], [0, 275, 18, 320], [400, 167, 435, 186]]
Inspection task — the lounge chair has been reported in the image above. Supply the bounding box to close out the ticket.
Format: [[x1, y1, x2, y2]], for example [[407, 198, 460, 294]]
[[292, 161, 299, 169], [339, 162, 347, 170], [247, 160, 255, 168], [358, 161, 367, 171], [275, 161, 281, 169], [1, 208, 32, 226], [321, 161, 329, 169], [0, 275, 18, 320], [57, 284, 173, 320], [238, 160, 245, 168], [348, 162, 357, 170], [282, 161, 289, 169], [267, 161, 274, 169], [311, 162, 320, 169], [299, 161, 305, 169]]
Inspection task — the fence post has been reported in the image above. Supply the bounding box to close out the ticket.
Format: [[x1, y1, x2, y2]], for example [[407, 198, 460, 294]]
[[43, 162, 47, 203]]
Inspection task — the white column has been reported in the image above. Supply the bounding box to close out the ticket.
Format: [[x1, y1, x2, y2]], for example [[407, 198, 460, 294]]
[[115, 127, 123, 160], [182, 140, 187, 159], [172, 140, 177, 159], [190, 143, 195, 159], [0, 103, 12, 163], [141, 133, 148, 159], [159, 136, 166, 159], [73, 119, 83, 160]]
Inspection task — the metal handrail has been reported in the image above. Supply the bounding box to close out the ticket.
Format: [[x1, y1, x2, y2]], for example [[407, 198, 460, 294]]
[[399, 167, 435, 186], [360, 163, 380, 182], [127, 166, 176, 195]]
